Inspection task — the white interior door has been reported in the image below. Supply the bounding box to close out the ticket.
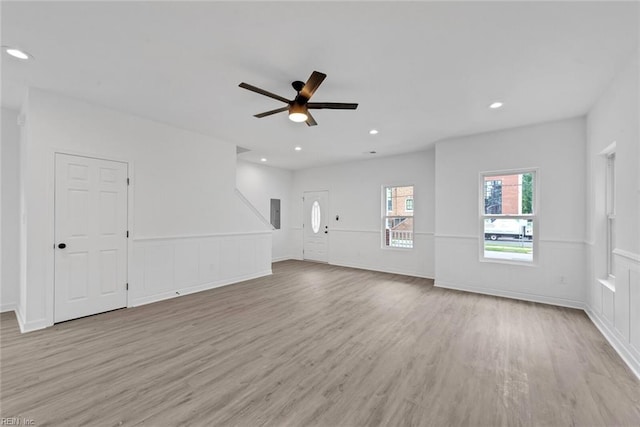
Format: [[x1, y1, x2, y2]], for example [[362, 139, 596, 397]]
[[303, 191, 329, 262], [54, 153, 128, 322]]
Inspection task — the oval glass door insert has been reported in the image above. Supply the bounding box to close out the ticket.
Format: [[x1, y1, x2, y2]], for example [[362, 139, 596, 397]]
[[311, 201, 321, 233]]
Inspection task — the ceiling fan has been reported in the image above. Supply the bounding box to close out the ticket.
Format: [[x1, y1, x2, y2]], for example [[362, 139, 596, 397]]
[[239, 71, 358, 126]]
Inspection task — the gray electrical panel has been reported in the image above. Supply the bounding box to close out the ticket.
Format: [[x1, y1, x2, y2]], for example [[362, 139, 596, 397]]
[[270, 198, 281, 229]]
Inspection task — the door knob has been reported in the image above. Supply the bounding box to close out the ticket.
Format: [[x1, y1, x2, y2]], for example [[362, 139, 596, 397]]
[[58, 243, 66, 249]]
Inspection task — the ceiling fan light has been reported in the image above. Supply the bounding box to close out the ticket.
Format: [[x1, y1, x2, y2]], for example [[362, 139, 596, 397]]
[[289, 104, 308, 122], [289, 112, 308, 122]]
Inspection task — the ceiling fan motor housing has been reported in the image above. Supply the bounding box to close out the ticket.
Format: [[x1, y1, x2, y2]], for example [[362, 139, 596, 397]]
[[292, 80, 306, 93]]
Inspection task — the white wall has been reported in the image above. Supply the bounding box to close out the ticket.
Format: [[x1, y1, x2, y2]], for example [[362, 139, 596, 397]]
[[18, 89, 271, 331], [1, 108, 20, 312], [236, 160, 293, 261], [435, 118, 586, 307], [291, 150, 435, 278], [585, 53, 640, 377]]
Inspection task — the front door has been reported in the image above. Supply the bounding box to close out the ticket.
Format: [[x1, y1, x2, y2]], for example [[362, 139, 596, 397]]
[[54, 153, 128, 322], [303, 191, 329, 262]]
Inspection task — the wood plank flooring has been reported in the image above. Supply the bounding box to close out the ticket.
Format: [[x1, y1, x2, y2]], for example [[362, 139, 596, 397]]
[[1, 260, 639, 426]]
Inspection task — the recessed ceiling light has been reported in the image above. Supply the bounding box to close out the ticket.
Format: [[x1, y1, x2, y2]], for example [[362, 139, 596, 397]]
[[294, 146, 302, 151], [489, 102, 503, 109], [260, 158, 267, 162], [4, 47, 31, 60], [369, 129, 379, 135]]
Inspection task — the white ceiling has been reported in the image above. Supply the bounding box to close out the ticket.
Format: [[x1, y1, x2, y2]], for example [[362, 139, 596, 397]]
[[2, 1, 638, 170]]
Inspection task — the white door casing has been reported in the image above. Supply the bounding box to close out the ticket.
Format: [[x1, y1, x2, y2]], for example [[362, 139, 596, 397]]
[[54, 153, 128, 322], [303, 191, 328, 262]]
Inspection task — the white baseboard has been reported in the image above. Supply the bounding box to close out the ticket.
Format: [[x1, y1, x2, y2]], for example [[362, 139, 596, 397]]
[[15, 305, 51, 333], [15, 304, 26, 331], [0, 302, 17, 313], [273, 258, 433, 279], [330, 261, 433, 280], [130, 269, 272, 307], [272, 256, 294, 263], [435, 280, 585, 310], [585, 306, 640, 381]]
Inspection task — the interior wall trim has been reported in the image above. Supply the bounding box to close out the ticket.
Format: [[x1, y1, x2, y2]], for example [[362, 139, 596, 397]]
[[435, 280, 585, 309], [329, 228, 434, 235], [0, 303, 17, 313], [129, 270, 272, 308], [330, 228, 379, 234], [331, 261, 433, 280], [435, 234, 585, 245], [538, 238, 587, 245], [134, 230, 272, 242], [235, 188, 274, 230], [434, 234, 477, 240], [14, 304, 51, 333], [585, 306, 640, 381], [613, 249, 640, 263]]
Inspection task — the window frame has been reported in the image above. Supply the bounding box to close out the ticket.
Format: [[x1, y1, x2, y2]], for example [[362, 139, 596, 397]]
[[605, 150, 616, 279], [479, 168, 538, 266], [382, 184, 415, 250]]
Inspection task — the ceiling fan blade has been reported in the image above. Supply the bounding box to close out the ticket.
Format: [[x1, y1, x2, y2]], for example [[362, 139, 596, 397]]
[[254, 106, 289, 118], [305, 111, 318, 127], [239, 82, 290, 104], [299, 71, 327, 100], [307, 102, 358, 110]]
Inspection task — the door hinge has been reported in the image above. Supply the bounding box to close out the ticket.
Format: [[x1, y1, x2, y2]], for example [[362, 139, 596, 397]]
[[126, 230, 129, 238], [126, 283, 129, 290], [127, 178, 130, 185]]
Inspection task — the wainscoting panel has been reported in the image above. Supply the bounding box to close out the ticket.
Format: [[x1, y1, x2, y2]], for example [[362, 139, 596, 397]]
[[603, 285, 615, 324], [435, 236, 586, 308], [131, 232, 272, 306], [631, 268, 640, 354], [328, 229, 434, 278], [586, 251, 640, 379], [288, 227, 434, 278]]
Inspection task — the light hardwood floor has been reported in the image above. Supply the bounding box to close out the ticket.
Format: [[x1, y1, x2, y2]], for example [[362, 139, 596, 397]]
[[1, 260, 639, 426]]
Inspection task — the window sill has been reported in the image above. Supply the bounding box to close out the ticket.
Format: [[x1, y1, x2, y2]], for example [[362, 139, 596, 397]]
[[598, 277, 616, 292], [382, 246, 414, 251], [479, 257, 537, 267]]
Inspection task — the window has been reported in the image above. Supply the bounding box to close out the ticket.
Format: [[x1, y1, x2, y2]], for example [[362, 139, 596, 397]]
[[405, 198, 414, 211], [606, 152, 616, 278], [481, 171, 535, 263], [383, 185, 414, 248]]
